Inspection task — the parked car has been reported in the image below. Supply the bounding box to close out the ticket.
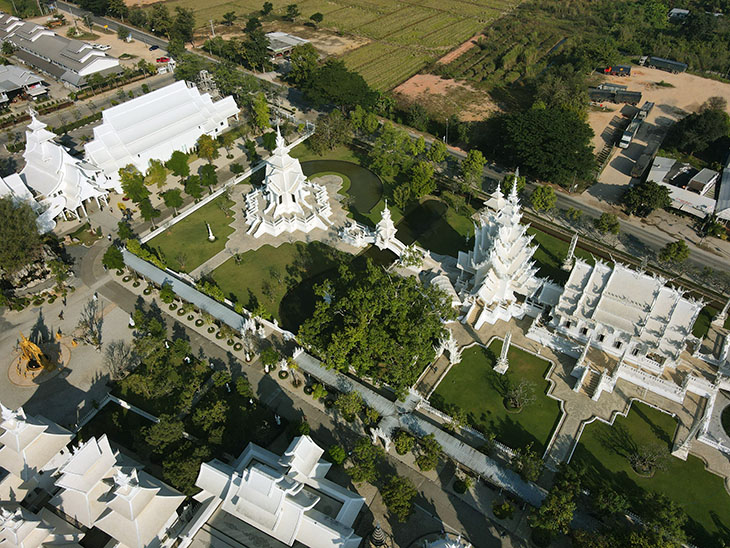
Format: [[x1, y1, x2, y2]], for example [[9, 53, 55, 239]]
[[156, 56, 170, 63], [149, 45, 159, 51]]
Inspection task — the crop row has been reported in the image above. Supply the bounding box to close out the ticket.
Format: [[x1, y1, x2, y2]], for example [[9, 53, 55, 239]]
[[418, 18, 484, 48], [360, 50, 434, 90], [356, 6, 437, 40], [326, 5, 381, 32], [343, 43, 394, 71]]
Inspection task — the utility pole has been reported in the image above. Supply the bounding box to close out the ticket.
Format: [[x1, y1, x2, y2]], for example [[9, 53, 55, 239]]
[[209, 19, 215, 38]]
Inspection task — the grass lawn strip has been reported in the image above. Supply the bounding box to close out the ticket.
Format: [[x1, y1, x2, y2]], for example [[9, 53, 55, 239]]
[[147, 195, 235, 272], [572, 401, 730, 547], [430, 340, 562, 453]]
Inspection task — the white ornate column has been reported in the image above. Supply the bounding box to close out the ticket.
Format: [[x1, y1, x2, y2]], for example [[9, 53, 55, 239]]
[[712, 296, 730, 327], [494, 331, 511, 374], [562, 232, 578, 271]]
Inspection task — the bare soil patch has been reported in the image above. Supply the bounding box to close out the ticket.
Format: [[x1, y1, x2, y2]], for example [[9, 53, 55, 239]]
[[393, 73, 498, 122], [437, 34, 482, 65]]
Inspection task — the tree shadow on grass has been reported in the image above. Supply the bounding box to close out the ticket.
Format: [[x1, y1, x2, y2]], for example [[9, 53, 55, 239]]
[[632, 404, 673, 446], [596, 422, 637, 459]]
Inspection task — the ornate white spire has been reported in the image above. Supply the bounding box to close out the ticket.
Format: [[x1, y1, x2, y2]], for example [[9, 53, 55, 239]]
[[508, 167, 520, 203], [0, 403, 27, 429]]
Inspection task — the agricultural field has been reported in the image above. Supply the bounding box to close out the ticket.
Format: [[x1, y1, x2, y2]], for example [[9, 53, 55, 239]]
[[159, 0, 525, 90]]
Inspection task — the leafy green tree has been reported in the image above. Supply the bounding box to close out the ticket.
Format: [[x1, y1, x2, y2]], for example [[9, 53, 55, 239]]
[[236, 376, 253, 398], [622, 181, 672, 217], [410, 135, 426, 157], [0, 197, 43, 274], [408, 160, 435, 200], [162, 443, 210, 495], [535, 69, 590, 119], [288, 43, 319, 87], [120, 165, 149, 203], [327, 445, 346, 465], [427, 139, 447, 164], [200, 164, 218, 194], [261, 1, 273, 15], [594, 212, 620, 235], [165, 151, 190, 183], [368, 123, 411, 179], [335, 391, 363, 421], [304, 59, 377, 110], [497, 107, 595, 187], [501, 172, 526, 196], [241, 29, 271, 72], [144, 159, 167, 188], [637, 492, 687, 548], [138, 198, 161, 228], [382, 475, 417, 522], [530, 465, 582, 542], [416, 433, 441, 471], [299, 260, 454, 396], [262, 131, 277, 151], [347, 437, 384, 483], [260, 347, 280, 368], [117, 220, 135, 241], [311, 383, 328, 400], [192, 400, 228, 431], [161, 188, 183, 215], [149, 4, 173, 36], [222, 11, 237, 26], [184, 175, 203, 201], [460, 149, 486, 193], [212, 370, 232, 387], [171, 7, 195, 44], [310, 109, 351, 154], [159, 282, 175, 304], [143, 414, 184, 453], [393, 184, 410, 210], [593, 485, 630, 516], [393, 431, 415, 455], [197, 134, 220, 164], [102, 246, 125, 271], [249, 92, 270, 130], [441, 190, 466, 214], [511, 443, 543, 482], [659, 240, 689, 265], [664, 107, 730, 155], [245, 16, 261, 33], [173, 53, 207, 82], [530, 185, 556, 212], [285, 4, 300, 21], [310, 12, 323, 26], [1, 41, 15, 55]]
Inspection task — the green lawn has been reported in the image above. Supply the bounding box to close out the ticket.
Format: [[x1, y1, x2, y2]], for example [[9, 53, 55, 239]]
[[527, 227, 595, 284], [572, 401, 730, 547], [68, 222, 102, 246], [693, 306, 730, 339], [147, 195, 235, 272], [210, 241, 347, 330], [430, 341, 562, 453]]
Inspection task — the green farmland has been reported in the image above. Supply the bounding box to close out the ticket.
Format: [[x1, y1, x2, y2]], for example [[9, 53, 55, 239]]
[[162, 0, 524, 90]]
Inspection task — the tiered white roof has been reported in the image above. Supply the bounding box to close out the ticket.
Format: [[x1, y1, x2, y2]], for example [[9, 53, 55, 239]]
[[0, 404, 71, 484], [84, 81, 238, 184], [19, 112, 112, 223], [194, 436, 363, 548], [52, 436, 183, 548], [245, 127, 332, 238], [0, 505, 82, 548], [456, 180, 541, 325], [552, 259, 703, 365]]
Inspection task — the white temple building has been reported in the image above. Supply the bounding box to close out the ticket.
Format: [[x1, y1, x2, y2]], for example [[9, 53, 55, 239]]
[[455, 181, 542, 328], [187, 435, 364, 548], [547, 258, 704, 372], [2, 111, 116, 230], [51, 435, 184, 548], [0, 505, 83, 548], [244, 127, 332, 237], [0, 404, 72, 502], [84, 81, 238, 186]]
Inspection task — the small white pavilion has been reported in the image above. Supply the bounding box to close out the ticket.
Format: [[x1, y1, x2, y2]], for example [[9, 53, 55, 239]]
[[0, 404, 72, 502], [244, 127, 332, 237], [189, 435, 364, 548], [455, 181, 542, 327]]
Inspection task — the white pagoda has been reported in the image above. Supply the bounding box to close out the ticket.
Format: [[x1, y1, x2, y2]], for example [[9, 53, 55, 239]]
[[51, 436, 183, 548], [455, 178, 541, 328], [244, 127, 332, 238], [0, 404, 72, 501], [0, 505, 82, 548], [190, 435, 364, 548], [19, 111, 114, 224]]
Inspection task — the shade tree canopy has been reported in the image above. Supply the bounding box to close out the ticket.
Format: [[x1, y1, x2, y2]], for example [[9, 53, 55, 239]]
[[299, 260, 454, 396], [0, 197, 43, 275], [303, 60, 377, 110], [622, 180, 672, 217]]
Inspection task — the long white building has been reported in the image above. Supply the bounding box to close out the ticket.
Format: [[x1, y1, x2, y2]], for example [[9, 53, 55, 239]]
[[188, 436, 364, 548], [0, 13, 120, 88], [85, 80, 238, 185]]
